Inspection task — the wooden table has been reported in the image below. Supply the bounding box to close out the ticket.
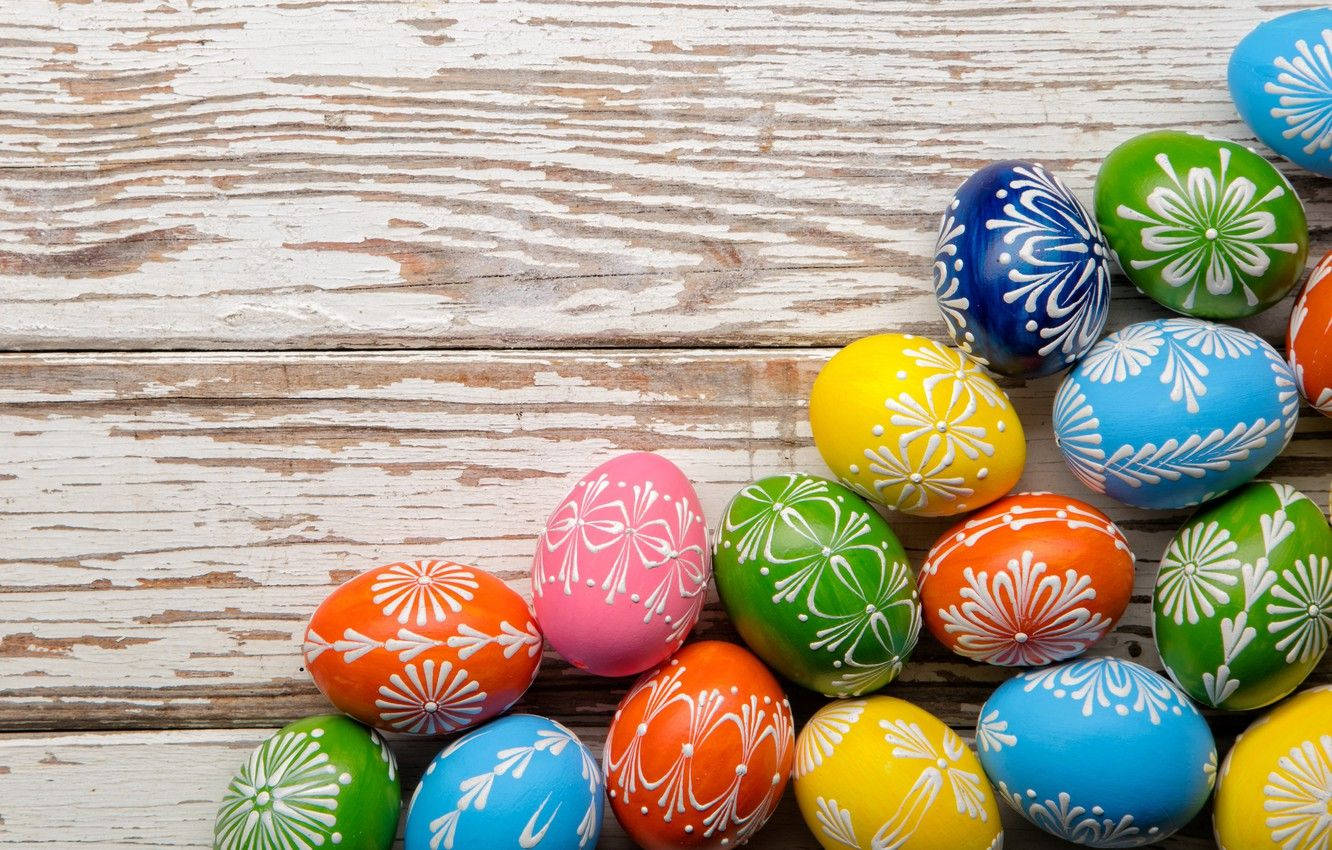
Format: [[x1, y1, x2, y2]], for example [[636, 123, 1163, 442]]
[[2, 1, 1327, 846]]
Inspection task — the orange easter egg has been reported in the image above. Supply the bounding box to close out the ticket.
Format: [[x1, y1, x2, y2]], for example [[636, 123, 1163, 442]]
[[302, 560, 542, 735], [919, 493, 1135, 666], [604, 641, 794, 849]]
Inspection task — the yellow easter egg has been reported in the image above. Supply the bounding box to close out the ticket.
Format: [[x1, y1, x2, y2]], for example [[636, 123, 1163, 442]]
[[794, 696, 1003, 850], [1215, 685, 1332, 850], [809, 334, 1025, 517]]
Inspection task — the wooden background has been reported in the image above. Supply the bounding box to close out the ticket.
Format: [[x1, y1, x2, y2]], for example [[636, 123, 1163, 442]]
[[1, 1, 1328, 847]]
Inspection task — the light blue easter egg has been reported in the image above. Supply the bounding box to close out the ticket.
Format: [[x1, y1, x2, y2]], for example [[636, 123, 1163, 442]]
[[404, 714, 604, 850], [1230, 8, 1332, 177], [976, 656, 1217, 847], [934, 160, 1111, 378], [1053, 317, 1298, 509]]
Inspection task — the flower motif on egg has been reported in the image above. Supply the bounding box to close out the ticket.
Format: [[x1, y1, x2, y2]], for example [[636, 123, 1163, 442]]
[[811, 334, 1025, 518], [1265, 31, 1332, 159], [937, 550, 1109, 668], [214, 716, 400, 850], [215, 728, 347, 850], [1267, 555, 1332, 664], [1156, 520, 1243, 626], [1095, 132, 1307, 319], [1115, 147, 1299, 311], [1215, 687, 1332, 849], [920, 493, 1134, 668], [1263, 734, 1332, 848]]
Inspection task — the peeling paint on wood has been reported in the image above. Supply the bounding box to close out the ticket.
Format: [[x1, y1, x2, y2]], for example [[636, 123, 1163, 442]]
[[0, 0, 1324, 349]]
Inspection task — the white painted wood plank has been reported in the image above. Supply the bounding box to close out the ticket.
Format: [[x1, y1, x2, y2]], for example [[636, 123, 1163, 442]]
[[1, 349, 1327, 734], [0, 0, 1318, 349], [0, 727, 1219, 848]]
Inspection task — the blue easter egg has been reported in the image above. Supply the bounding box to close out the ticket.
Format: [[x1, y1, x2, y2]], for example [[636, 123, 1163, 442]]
[[404, 714, 604, 850], [1230, 8, 1332, 177], [1053, 318, 1298, 509], [933, 160, 1112, 378], [976, 656, 1217, 847]]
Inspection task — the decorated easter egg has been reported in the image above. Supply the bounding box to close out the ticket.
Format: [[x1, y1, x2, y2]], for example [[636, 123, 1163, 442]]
[[1153, 480, 1332, 711], [404, 714, 603, 850], [794, 696, 1003, 850], [604, 641, 794, 849], [302, 560, 542, 735], [214, 714, 399, 850], [920, 492, 1135, 667], [1214, 685, 1332, 850], [933, 160, 1111, 378], [1288, 250, 1332, 416], [713, 473, 921, 696], [1230, 8, 1332, 177], [531, 452, 710, 677], [1053, 317, 1299, 509], [1093, 130, 1307, 318], [809, 334, 1026, 518], [977, 656, 1217, 846]]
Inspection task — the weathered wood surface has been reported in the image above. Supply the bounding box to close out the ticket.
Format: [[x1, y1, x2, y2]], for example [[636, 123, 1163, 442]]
[[0, 0, 1322, 350], [3, 349, 1328, 736], [4, 0, 1331, 846]]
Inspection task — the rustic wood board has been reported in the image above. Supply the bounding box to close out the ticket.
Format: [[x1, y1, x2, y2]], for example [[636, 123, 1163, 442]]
[[0, 0, 1322, 351], [4, 0, 1330, 847]]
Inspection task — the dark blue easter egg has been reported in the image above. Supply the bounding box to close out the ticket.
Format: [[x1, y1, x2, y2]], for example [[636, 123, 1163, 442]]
[[933, 160, 1112, 378], [404, 714, 604, 850], [1230, 8, 1332, 177]]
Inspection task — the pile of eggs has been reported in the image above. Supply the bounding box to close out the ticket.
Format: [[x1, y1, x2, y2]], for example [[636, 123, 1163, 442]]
[[209, 9, 1332, 850]]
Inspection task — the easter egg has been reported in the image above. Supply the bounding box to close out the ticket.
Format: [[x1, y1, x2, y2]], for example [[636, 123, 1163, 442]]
[[933, 160, 1111, 378], [1214, 685, 1332, 850], [977, 656, 1217, 846], [1153, 480, 1332, 711], [794, 696, 1003, 850], [920, 492, 1135, 667], [1093, 130, 1308, 319], [603, 641, 794, 849], [214, 714, 399, 850], [809, 334, 1026, 518], [713, 473, 921, 696], [531, 452, 710, 677], [1053, 317, 1299, 509], [1288, 250, 1332, 416], [302, 560, 542, 735], [1230, 8, 1332, 177], [404, 714, 603, 850]]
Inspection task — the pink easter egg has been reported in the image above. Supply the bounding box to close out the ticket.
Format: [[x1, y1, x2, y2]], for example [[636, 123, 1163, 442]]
[[531, 452, 711, 677]]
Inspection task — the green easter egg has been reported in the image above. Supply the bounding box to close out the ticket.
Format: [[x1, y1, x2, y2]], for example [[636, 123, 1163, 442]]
[[713, 473, 921, 696], [1153, 481, 1332, 711], [214, 714, 400, 850], [1094, 130, 1308, 319]]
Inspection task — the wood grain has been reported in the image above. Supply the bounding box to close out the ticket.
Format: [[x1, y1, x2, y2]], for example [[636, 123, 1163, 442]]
[[0, 726, 1220, 849], [1, 349, 1328, 734], [0, 0, 1324, 350]]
